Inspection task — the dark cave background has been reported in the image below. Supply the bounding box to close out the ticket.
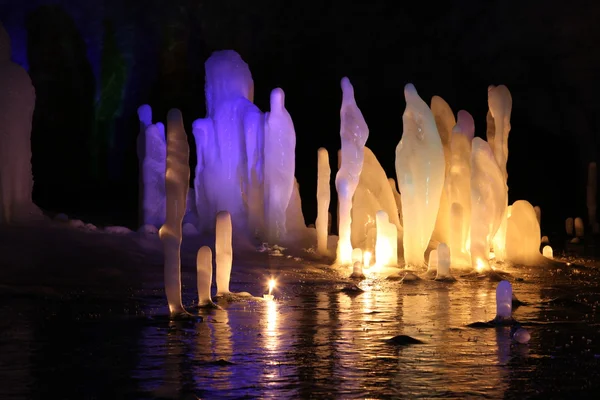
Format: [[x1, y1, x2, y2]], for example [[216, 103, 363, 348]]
[[1, 0, 599, 236]]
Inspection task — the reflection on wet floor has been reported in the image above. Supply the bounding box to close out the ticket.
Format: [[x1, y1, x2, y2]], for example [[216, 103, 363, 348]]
[[2, 261, 600, 398]]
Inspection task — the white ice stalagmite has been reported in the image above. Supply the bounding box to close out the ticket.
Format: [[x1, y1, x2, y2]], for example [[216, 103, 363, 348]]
[[351, 147, 401, 251], [316, 148, 331, 255], [0, 23, 43, 224], [138, 123, 167, 228], [494, 280, 513, 323], [506, 200, 543, 265], [470, 138, 507, 272], [215, 211, 233, 296], [388, 178, 403, 226], [427, 249, 438, 274], [487, 85, 512, 262], [435, 243, 452, 280], [587, 162, 599, 233], [542, 245, 553, 259], [196, 246, 216, 308], [375, 210, 398, 267], [335, 77, 369, 265], [575, 217, 585, 238], [264, 88, 296, 244], [159, 109, 189, 317], [431, 95, 455, 246], [285, 178, 309, 244], [395, 84, 445, 268], [448, 110, 474, 267]]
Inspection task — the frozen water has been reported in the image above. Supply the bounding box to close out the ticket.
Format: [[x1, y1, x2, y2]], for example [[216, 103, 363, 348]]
[[316, 148, 331, 255], [574, 217, 584, 238], [431, 95, 455, 245], [138, 123, 166, 228], [0, 23, 43, 224], [436, 242, 451, 280], [335, 77, 369, 265], [285, 178, 309, 244], [542, 245, 553, 259], [566, 217, 574, 236], [196, 246, 215, 307], [352, 248, 363, 265], [427, 249, 438, 273], [448, 110, 474, 267], [534, 205, 541, 227], [244, 107, 266, 239], [395, 84, 445, 268], [470, 138, 507, 271], [506, 200, 542, 266], [495, 280, 513, 322], [215, 211, 233, 296], [375, 210, 398, 267], [159, 109, 189, 316], [388, 178, 403, 226], [264, 88, 296, 244]]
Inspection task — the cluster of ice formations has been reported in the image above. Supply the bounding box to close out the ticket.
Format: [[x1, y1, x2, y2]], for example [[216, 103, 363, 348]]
[[134, 49, 564, 286], [0, 23, 43, 224]]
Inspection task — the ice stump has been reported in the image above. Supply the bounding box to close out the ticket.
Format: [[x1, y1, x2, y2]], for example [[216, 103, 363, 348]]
[[336, 77, 369, 265], [215, 210, 252, 299], [506, 200, 543, 265], [494, 280, 514, 324], [435, 243, 453, 281], [264, 88, 296, 244], [395, 84, 445, 268], [159, 109, 189, 318], [316, 148, 331, 255], [470, 138, 507, 271], [196, 246, 217, 308], [0, 23, 43, 224]]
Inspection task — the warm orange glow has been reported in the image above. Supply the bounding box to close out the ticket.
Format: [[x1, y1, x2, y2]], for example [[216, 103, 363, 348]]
[[268, 278, 276, 295], [363, 251, 372, 267], [475, 258, 485, 272]]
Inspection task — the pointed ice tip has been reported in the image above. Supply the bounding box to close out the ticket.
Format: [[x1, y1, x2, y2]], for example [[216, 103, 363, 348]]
[[404, 83, 418, 99], [137, 104, 152, 126], [340, 77, 354, 98], [270, 87, 285, 109]]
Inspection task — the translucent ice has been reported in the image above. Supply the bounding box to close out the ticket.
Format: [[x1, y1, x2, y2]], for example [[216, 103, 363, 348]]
[[316, 148, 331, 255], [431, 95, 455, 245], [436, 243, 451, 280], [159, 109, 189, 317], [575, 217, 585, 238], [352, 248, 363, 265], [335, 77, 369, 265], [506, 200, 542, 265], [351, 261, 365, 279], [192, 118, 215, 235], [534, 206, 541, 227], [566, 217, 574, 236], [138, 122, 166, 228], [0, 23, 42, 224], [395, 84, 445, 268], [542, 245, 553, 259], [375, 210, 398, 267], [470, 138, 507, 271], [495, 280, 513, 322], [215, 211, 233, 295], [427, 249, 438, 273], [285, 178, 309, 244], [196, 246, 216, 307], [388, 178, 403, 226], [264, 88, 296, 244], [448, 110, 474, 267]]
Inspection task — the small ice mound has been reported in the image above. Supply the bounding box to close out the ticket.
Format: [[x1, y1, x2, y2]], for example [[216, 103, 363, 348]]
[[104, 226, 133, 234], [183, 222, 199, 236], [385, 335, 424, 346], [68, 219, 84, 229], [542, 245, 553, 259], [541, 235, 550, 245], [138, 224, 159, 235], [400, 272, 421, 283], [435, 243, 455, 281], [492, 280, 514, 324], [54, 213, 68, 222], [339, 284, 364, 295], [214, 291, 254, 301], [511, 326, 531, 344], [84, 223, 97, 231], [350, 261, 365, 279]]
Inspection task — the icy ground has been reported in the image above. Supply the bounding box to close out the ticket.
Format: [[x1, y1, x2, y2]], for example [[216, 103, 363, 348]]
[[1, 222, 600, 399]]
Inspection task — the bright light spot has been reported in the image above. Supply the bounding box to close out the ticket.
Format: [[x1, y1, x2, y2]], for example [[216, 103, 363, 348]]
[[475, 258, 485, 272], [488, 251, 495, 260], [363, 251, 372, 267], [268, 278, 276, 295], [543, 245, 553, 259]]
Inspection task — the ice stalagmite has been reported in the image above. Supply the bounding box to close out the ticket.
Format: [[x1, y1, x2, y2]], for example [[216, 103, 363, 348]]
[[264, 88, 296, 244], [244, 108, 266, 238], [506, 200, 542, 265], [285, 178, 309, 244], [375, 210, 398, 267], [470, 138, 506, 271], [388, 178, 403, 226], [431, 96, 455, 246], [196, 246, 216, 307], [448, 110, 474, 267], [351, 147, 400, 252], [0, 23, 43, 224], [192, 118, 214, 235], [159, 109, 189, 317], [395, 84, 445, 268], [335, 77, 369, 265], [215, 211, 233, 296], [494, 280, 513, 323], [436, 243, 451, 280], [138, 122, 167, 228], [316, 148, 331, 255], [487, 85, 512, 262]]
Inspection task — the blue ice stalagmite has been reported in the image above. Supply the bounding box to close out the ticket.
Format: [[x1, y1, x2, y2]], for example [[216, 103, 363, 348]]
[[137, 108, 167, 228], [395, 84, 445, 268], [336, 77, 369, 265], [0, 23, 43, 224], [470, 137, 507, 272], [159, 109, 190, 317], [264, 88, 296, 244], [494, 280, 513, 323]]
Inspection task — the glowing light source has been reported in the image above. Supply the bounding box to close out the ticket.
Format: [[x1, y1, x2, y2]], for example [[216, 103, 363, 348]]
[[542, 245, 553, 259], [475, 258, 485, 272], [363, 251, 372, 267], [264, 278, 276, 301]]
